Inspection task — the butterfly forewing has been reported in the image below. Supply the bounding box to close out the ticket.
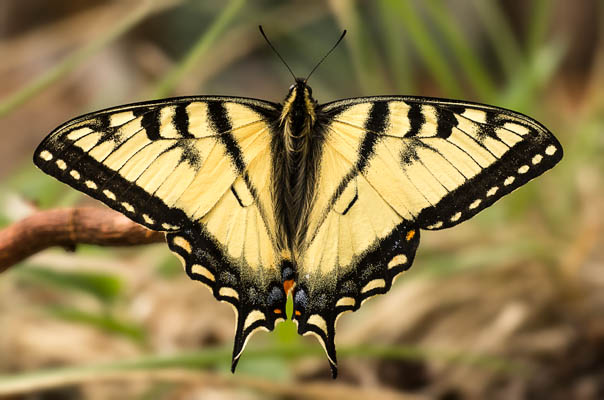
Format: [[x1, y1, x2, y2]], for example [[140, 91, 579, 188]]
[[321, 97, 563, 229]]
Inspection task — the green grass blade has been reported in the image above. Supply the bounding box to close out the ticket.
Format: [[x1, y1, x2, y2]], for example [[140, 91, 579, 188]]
[[0, 344, 523, 395], [377, 0, 414, 93], [499, 40, 566, 110], [527, 0, 552, 57], [150, 0, 246, 98], [0, 1, 159, 119], [17, 266, 123, 304], [472, 0, 524, 80], [47, 306, 146, 342], [330, 0, 389, 94], [424, 0, 497, 100], [385, 0, 463, 97]]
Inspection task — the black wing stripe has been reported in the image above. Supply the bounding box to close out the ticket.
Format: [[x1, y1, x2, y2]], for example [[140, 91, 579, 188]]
[[208, 101, 247, 175], [358, 101, 389, 171], [141, 108, 162, 140], [435, 107, 457, 139], [173, 103, 194, 138], [405, 103, 424, 137]]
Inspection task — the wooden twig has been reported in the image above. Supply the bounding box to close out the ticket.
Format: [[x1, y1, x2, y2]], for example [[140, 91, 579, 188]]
[[0, 207, 164, 272]]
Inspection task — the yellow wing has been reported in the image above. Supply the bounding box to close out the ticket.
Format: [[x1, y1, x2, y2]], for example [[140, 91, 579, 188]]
[[34, 97, 287, 369], [292, 97, 563, 376]]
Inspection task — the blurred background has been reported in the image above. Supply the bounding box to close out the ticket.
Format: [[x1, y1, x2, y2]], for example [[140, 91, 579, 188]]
[[0, 0, 602, 399]]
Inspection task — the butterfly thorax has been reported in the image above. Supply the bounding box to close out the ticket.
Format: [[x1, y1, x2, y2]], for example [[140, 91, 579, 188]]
[[273, 80, 322, 255]]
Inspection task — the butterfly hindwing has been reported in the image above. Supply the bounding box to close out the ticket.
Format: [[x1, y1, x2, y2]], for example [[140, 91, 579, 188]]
[[166, 225, 286, 372], [292, 97, 562, 375], [34, 96, 288, 368]]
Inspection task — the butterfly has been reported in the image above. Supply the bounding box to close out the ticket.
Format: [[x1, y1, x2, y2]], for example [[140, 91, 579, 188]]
[[34, 27, 562, 378]]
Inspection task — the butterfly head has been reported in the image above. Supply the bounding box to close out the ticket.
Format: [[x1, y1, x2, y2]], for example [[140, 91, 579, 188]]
[[280, 78, 317, 128], [287, 79, 315, 105], [288, 78, 312, 95], [258, 25, 345, 130]]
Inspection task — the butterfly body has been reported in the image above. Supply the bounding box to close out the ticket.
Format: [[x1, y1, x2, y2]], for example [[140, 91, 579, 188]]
[[34, 78, 562, 377], [273, 79, 321, 253]]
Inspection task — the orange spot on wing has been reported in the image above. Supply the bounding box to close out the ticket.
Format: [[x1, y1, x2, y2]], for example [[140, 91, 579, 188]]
[[274, 309, 282, 314], [295, 310, 301, 316], [405, 230, 416, 241], [283, 279, 295, 295]]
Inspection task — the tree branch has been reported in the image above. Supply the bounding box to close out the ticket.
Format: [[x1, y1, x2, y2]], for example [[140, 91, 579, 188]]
[[0, 207, 164, 272]]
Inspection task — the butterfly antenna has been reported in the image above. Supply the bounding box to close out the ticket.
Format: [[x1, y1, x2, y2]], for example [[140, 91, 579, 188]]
[[305, 30, 347, 83], [259, 25, 296, 81]]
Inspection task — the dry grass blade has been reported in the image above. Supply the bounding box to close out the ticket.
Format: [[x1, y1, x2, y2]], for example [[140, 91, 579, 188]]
[[0, 368, 427, 400]]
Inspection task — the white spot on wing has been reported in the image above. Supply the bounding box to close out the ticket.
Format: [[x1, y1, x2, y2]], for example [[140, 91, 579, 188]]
[[532, 154, 543, 165], [388, 254, 408, 269], [121, 202, 134, 212], [85, 180, 97, 189], [545, 145, 557, 156], [361, 279, 386, 294], [518, 165, 529, 174], [427, 221, 443, 229], [70, 170, 80, 180], [39, 150, 53, 161], [102, 189, 116, 200], [191, 264, 214, 281], [142, 214, 154, 224], [469, 199, 482, 210], [307, 314, 328, 334], [487, 186, 499, 197], [172, 236, 192, 253], [218, 287, 239, 300], [56, 159, 67, 170], [243, 310, 266, 330], [504, 176, 515, 186], [335, 297, 355, 308], [450, 211, 462, 222]]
